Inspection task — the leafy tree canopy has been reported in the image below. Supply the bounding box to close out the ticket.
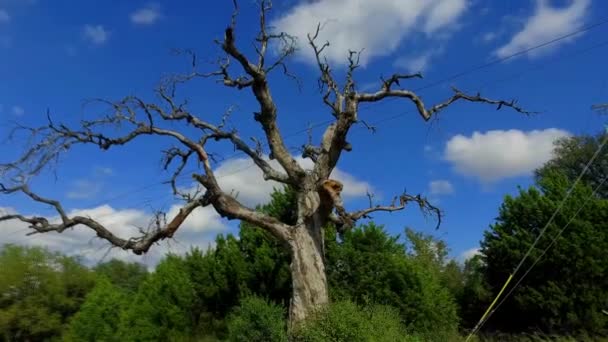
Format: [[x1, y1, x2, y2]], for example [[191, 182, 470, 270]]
[[479, 169, 608, 335]]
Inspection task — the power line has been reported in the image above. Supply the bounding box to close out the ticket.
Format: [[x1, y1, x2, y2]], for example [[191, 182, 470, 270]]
[[364, 38, 608, 128], [412, 16, 608, 93], [45, 17, 608, 212], [474, 175, 608, 335], [465, 126, 608, 341]]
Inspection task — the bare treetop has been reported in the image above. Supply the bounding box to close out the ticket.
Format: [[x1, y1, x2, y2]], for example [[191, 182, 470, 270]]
[[0, 0, 533, 323]]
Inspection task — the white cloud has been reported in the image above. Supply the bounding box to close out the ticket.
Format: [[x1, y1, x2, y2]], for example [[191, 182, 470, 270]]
[[459, 247, 480, 261], [0, 204, 226, 267], [83, 24, 109, 45], [130, 3, 161, 25], [272, 0, 467, 66], [494, 0, 590, 58], [429, 180, 454, 195], [66, 180, 103, 199], [0, 154, 370, 267], [212, 155, 371, 207], [394, 52, 433, 73], [444, 128, 570, 183], [166, 205, 226, 233], [0, 9, 10, 23]]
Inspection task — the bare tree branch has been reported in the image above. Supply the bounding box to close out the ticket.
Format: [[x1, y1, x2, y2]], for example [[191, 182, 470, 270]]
[[380, 73, 423, 89], [0, 183, 205, 254], [307, 23, 341, 116], [357, 86, 535, 121], [161, 146, 195, 200], [218, 3, 305, 183], [0, 67, 294, 251], [331, 190, 442, 233]]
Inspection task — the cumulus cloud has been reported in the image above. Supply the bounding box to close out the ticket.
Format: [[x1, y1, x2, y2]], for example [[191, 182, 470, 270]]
[[494, 0, 590, 58], [394, 53, 432, 73], [429, 180, 454, 195], [0, 204, 225, 268], [0, 154, 370, 267], [83, 24, 109, 45], [130, 3, 161, 25], [444, 128, 570, 183], [459, 247, 480, 261], [66, 180, 103, 200], [272, 0, 467, 66], [212, 155, 371, 207]]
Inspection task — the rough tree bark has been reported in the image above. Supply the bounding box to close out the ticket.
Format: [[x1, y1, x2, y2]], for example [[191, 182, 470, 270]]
[[0, 1, 533, 326]]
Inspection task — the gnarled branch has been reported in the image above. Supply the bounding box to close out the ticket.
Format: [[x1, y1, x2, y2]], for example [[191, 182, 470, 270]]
[[0, 183, 205, 255], [218, 1, 304, 183], [331, 190, 442, 233], [357, 86, 535, 121]]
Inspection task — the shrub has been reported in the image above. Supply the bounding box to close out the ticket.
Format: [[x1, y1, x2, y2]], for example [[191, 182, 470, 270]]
[[292, 301, 413, 342], [226, 296, 288, 342]]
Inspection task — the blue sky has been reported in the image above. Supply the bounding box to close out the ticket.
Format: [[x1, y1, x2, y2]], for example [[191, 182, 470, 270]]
[[1, 0, 607, 266]]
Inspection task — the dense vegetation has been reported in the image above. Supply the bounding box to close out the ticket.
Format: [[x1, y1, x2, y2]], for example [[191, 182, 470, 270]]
[[1, 132, 607, 341]]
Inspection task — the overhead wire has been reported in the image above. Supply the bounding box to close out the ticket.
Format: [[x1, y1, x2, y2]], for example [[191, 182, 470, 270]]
[[473, 175, 608, 336], [80, 17, 608, 210], [6, 15, 608, 259], [465, 127, 608, 341]]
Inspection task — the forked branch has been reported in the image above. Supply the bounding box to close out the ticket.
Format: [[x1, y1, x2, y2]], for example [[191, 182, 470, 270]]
[[330, 190, 442, 233], [0, 183, 205, 254], [218, 0, 305, 183], [357, 86, 535, 121]]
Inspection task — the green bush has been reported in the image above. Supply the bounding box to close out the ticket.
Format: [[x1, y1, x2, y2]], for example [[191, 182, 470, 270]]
[[292, 301, 413, 342], [64, 277, 126, 342], [226, 296, 288, 342]]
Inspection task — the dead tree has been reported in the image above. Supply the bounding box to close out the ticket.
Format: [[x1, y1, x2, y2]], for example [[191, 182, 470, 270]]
[[0, 1, 532, 325]]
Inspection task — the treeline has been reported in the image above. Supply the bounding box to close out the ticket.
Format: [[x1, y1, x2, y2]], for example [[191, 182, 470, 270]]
[[1, 132, 607, 341]]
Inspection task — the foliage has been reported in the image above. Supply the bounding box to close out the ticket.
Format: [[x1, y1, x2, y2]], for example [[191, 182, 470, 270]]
[[64, 277, 127, 342], [292, 301, 412, 342], [4, 170, 608, 341], [459, 254, 491, 329], [477, 170, 608, 335], [226, 296, 288, 342], [118, 254, 196, 341], [93, 258, 148, 293], [327, 223, 460, 339], [535, 131, 608, 198], [0, 244, 95, 341]]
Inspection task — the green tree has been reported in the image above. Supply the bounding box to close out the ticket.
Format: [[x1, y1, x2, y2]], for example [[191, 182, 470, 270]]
[[536, 131, 608, 198], [118, 254, 196, 341], [226, 296, 288, 342], [94, 259, 148, 293], [327, 223, 460, 340], [479, 170, 608, 335], [180, 188, 294, 338], [64, 277, 127, 342], [0, 244, 95, 341], [458, 254, 491, 330]]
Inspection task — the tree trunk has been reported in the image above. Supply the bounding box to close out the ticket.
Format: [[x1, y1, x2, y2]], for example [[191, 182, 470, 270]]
[[288, 220, 329, 325]]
